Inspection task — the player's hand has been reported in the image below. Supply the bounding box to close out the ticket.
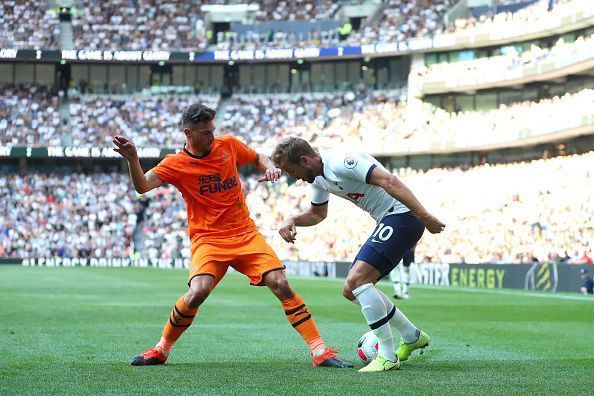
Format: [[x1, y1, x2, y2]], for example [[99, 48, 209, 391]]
[[112, 135, 138, 161], [279, 218, 297, 243], [258, 168, 282, 183], [420, 214, 446, 234]]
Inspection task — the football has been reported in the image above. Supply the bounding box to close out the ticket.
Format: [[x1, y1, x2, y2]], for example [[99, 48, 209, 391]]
[[356, 331, 379, 363]]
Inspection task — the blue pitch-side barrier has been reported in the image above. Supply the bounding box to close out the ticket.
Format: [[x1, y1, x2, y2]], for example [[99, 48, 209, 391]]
[[3, 258, 591, 294]]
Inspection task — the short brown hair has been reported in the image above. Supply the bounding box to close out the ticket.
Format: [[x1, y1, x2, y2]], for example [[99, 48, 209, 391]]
[[181, 103, 216, 129], [271, 137, 317, 165]]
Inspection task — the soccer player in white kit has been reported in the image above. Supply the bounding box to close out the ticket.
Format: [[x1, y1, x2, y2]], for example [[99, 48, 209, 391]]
[[271, 137, 445, 372], [391, 247, 415, 299]]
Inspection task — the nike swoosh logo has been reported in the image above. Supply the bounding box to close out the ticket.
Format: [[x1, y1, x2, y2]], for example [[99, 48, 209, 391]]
[[371, 239, 382, 243]]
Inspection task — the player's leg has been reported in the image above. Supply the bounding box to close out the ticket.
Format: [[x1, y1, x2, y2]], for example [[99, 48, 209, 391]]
[[263, 270, 353, 368], [130, 274, 219, 366], [158, 274, 219, 349], [401, 249, 413, 299], [130, 244, 228, 366], [374, 214, 427, 361], [389, 263, 404, 299], [234, 231, 352, 368], [344, 259, 400, 372], [346, 212, 425, 370]]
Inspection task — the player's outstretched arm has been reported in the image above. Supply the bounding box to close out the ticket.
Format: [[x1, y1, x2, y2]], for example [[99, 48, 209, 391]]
[[254, 153, 283, 182], [279, 204, 328, 243], [113, 135, 164, 194], [368, 167, 445, 234]]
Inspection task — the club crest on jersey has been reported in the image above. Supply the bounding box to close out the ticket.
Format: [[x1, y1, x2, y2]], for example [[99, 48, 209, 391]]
[[344, 157, 358, 169]]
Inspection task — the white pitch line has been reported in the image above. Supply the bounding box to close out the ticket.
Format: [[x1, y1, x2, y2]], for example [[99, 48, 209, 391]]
[[416, 285, 594, 301]]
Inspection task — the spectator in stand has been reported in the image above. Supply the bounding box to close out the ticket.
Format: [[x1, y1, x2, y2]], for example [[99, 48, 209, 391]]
[[579, 268, 594, 294]]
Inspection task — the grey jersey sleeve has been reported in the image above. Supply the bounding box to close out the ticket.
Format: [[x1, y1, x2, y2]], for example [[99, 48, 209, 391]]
[[332, 153, 377, 184]]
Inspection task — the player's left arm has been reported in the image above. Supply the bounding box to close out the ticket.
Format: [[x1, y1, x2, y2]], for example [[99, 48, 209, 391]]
[[227, 136, 282, 182], [254, 153, 282, 183], [368, 167, 446, 234]]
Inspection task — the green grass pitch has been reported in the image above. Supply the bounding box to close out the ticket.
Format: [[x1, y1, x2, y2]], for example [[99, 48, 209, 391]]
[[1, 265, 592, 395]]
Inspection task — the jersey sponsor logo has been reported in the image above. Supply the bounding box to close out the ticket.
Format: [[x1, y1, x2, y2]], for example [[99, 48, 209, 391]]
[[344, 157, 358, 169], [198, 173, 238, 195], [199, 174, 222, 184], [371, 222, 394, 243], [346, 192, 365, 204]]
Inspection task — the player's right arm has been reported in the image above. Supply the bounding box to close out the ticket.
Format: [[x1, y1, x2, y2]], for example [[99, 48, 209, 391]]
[[113, 135, 164, 194], [279, 203, 328, 243]]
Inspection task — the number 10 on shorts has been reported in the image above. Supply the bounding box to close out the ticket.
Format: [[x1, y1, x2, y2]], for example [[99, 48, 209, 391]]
[[372, 223, 394, 241]]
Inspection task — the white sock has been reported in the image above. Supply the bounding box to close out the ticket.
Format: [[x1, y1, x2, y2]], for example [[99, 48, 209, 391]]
[[352, 283, 397, 362], [402, 267, 410, 295], [389, 268, 400, 294], [378, 292, 418, 343]]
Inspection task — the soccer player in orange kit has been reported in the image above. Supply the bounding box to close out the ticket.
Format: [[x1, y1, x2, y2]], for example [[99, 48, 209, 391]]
[[113, 104, 352, 368]]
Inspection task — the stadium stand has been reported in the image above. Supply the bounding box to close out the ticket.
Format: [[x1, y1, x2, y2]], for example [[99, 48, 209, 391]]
[[0, 84, 63, 146], [140, 186, 191, 261], [0, 1, 59, 49], [0, 0, 591, 269], [446, 0, 574, 35], [0, 0, 583, 51], [4, 86, 590, 153], [2, 153, 591, 264], [416, 33, 594, 88], [68, 94, 219, 147], [253, 0, 339, 21], [343, 0, 457, 45], [218, 90, 406, 147], [71, 0, 215, 51], [0, 172, 140, 259]]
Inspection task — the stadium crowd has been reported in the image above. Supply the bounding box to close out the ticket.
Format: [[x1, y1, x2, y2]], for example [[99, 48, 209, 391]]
[[1, 153, 591, 265], [218, 90, 406, 147], [416, 33, 594, 86], [343, 0, 457, 46], [0, 172, 140, 259], [248, 152, 594, 265], [253, 0, 339, 22], [71, 0, 212, 51], [3, 86, 592, 153], [68, 94, 219, 147], [140, 186, 189, 261], [0, 84, 63, 147], [222, 88, 594, 153], [0, 0, 58, 49], [2, 0, 578, 51], [447, 0, 574, 36]]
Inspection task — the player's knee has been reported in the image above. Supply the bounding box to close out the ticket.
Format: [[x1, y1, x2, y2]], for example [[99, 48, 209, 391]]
[[342, 283, 355, 301], [345, 272, 365, 292], [186, 286, 211, 307], [267, 273, 290, 293]]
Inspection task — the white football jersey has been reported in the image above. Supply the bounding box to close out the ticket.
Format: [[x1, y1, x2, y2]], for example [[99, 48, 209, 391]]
[[310, 149, 409, 222]]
